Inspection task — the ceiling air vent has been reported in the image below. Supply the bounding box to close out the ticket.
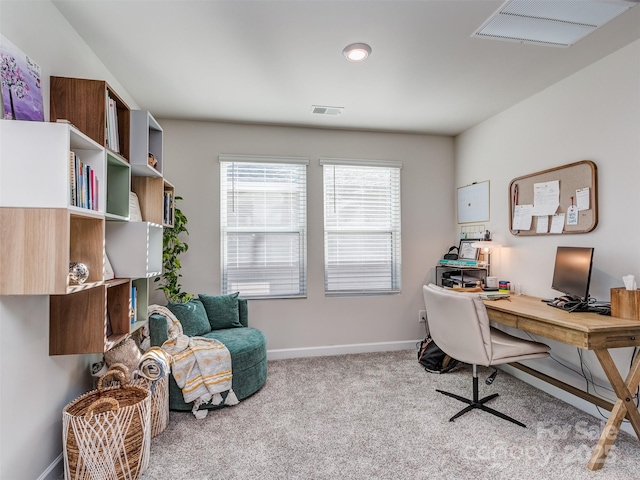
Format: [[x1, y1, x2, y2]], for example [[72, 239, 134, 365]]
[[311, 105, 344, 116], [472, 0, 639, 47]]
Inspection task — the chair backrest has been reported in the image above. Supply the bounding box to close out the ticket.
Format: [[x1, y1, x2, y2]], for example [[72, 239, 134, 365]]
[[422, 284, 493, 366]]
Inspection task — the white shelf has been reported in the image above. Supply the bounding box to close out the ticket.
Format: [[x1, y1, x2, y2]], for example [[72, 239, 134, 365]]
[[130, 110, 163, 177], [105, 221, 163, 278], [0, 121, 106, 212]]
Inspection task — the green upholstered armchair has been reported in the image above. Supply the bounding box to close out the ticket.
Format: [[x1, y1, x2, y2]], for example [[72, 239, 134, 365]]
[[149, 296, 267, 411]]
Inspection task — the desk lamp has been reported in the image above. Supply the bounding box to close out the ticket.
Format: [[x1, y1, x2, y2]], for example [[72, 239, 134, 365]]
[[471, 240, 502, 276]]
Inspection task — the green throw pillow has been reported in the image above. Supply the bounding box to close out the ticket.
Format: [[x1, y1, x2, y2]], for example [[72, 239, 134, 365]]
[[167, 300, 211, 337], [199, 292, 243, 330]]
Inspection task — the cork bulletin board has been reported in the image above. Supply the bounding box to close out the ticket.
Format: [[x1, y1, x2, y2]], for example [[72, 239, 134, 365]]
[[509, 160, 598, 236]]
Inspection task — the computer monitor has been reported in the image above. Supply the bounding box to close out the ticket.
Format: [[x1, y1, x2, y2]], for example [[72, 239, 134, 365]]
[[551, 246, 594, 301]]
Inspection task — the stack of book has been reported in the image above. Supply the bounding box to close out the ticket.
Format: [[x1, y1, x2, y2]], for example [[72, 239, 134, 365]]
[[69, 151, 99, 210]]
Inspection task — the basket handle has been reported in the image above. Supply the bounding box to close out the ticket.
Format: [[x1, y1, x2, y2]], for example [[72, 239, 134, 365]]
[[84, 397, 119, 420], [97, 369, 127, 391], [106, 362, 131, 378]]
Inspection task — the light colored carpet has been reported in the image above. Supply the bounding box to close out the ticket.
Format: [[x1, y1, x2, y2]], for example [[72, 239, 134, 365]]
[[141, 350, 640, 479]]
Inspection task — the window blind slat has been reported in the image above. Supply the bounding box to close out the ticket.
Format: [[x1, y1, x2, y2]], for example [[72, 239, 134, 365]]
[[221, 160, 307, 298], [323, 164, 401, 296]]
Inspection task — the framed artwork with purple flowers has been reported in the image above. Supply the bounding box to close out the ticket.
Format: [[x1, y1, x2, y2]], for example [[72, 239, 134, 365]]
[[1, 35, 44, 121]]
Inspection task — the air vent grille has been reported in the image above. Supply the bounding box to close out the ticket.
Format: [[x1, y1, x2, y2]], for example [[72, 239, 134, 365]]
[[472, 0, 638, 47], [311, 105, 344, 116]]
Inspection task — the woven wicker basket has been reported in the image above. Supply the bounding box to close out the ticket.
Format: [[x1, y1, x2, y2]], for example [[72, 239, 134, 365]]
[[105, 363, 169, 438], [133, 375, 169, 438], [63, 370, 151, 480]]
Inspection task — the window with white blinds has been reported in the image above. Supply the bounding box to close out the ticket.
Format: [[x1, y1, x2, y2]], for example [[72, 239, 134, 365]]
[[220, 155, 308, 299], [321, 158, 402, 296]]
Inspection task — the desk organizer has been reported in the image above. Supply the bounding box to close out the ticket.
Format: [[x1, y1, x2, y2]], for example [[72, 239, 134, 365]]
[[611, 288, 640, 320]]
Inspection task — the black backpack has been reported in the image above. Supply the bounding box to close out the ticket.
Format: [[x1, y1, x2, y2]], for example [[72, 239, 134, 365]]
[[417, 335, 459, 374]]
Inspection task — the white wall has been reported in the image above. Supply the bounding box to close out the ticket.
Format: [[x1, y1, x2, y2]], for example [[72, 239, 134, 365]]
[[158, 120, 455, 352], [456, 40, 640, 431], [2, 0, 638, 476], [0, 2, 139, 478]]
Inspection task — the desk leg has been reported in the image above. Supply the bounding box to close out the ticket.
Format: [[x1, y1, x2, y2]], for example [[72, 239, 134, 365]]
[[587, 348, 640, 470]]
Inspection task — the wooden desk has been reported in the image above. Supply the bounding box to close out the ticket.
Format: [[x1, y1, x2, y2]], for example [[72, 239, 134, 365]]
[[484, 295, 640, 470]]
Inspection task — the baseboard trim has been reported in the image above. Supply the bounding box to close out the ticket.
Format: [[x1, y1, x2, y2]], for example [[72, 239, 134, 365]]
[[37, 453, 63, 480], [267, 340, 419, 360]]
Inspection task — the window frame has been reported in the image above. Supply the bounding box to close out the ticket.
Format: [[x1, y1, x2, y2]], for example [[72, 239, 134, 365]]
[[219, 154, 309, 299], [321, 157, 402, 297]]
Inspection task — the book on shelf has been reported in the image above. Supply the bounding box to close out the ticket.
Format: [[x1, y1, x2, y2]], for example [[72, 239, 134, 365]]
[[89, 168, 95, 210], [69, 151, 76, 205], [163, 191, 174, 225], [68, 151, 98, 211], [131, 285, 137, 325], [105, 92, 120, 153]]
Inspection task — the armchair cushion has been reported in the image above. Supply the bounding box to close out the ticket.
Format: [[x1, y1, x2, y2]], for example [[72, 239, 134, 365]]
[[199, 292, 243, 330], [167, 299, 211, 337]]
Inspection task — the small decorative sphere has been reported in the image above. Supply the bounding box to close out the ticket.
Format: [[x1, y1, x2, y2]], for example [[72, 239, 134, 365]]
[[69, 262, 89, 284]]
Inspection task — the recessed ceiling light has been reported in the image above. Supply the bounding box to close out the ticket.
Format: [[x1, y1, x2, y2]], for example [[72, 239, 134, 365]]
[[342, 43, 372, 62]]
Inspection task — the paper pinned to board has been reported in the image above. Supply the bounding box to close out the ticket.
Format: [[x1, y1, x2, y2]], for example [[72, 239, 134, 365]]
[[576, 187, 590, 211], [566, 205, 579, 226], [536, 215, 549, 233], [512, 204, 533, 230], [550, 213, 565, 234], [531, 180, 560, 216]]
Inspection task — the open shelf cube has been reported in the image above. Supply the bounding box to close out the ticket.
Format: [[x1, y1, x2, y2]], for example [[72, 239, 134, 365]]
[[131, 176, 164, 224], [163, 179, 175, 227], [105, 151, 131, 219], [49, 278, 131, 355], [105, 221, 162, 278], [130, 110, 163, 177], [0, 208, 104, 295], [0, 121, 105, 212], [131, 277, 150, 330], [50, 77, 131, 161]]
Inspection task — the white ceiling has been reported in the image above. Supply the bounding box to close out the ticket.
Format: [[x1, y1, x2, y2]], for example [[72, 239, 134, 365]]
[[51, 0, 640, 136]]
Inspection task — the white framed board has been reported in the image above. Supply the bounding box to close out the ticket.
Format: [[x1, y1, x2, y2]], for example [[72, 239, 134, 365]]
[[457, 181, 489, 224]]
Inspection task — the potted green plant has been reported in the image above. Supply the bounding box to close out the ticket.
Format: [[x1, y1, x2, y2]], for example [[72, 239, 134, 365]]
[[155, 196, 194, 303]]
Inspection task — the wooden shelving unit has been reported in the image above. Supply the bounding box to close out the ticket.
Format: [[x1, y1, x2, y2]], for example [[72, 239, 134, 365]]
[[49, 278, 131, 355], [50, 76, 131, 161], [1, 101, 169, 355], [131, 176, 164, 224]]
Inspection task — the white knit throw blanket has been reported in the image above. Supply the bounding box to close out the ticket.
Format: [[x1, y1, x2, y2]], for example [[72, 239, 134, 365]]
[[147, 305, 239, 419]]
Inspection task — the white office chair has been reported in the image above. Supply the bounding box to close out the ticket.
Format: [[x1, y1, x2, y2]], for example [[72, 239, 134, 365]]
[[422, 283, 550, 427]]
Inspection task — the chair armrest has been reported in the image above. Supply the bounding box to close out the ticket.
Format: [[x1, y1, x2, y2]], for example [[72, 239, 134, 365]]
[[149, 313, 169, 346]]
